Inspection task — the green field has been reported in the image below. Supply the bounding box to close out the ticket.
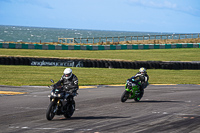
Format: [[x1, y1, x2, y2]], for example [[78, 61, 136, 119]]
[[0, 48, 200, 61], [0, 65, 199, 86], [0, 48, 199, 86]]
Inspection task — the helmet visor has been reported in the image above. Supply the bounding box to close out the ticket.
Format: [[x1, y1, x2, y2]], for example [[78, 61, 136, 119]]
[[65, 72, 72, 77]]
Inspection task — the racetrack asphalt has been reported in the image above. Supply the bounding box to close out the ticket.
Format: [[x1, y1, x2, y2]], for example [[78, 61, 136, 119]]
[[0, 84, 180, 95], [0, 84, 200, 133]]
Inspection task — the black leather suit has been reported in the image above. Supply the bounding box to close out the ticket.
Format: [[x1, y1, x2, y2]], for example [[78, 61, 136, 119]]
[[55, 74, 79, 95]]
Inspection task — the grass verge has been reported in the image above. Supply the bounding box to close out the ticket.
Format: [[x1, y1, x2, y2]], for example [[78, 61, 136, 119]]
[[0, 65, 199, 86], [0, 48, 200, 61]]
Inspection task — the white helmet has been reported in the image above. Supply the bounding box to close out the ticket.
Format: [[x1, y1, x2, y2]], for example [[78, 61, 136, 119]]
[[63, 68, 72, 79]]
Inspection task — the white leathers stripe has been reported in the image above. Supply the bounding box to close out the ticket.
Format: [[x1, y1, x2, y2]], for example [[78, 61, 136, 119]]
[[135, 74, 142, 77], [145, 76, 148, 82], [74, 80, 78, 84]]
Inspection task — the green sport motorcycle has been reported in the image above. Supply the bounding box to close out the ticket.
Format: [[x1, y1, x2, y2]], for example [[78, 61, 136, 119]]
[[121, 78, 144, 102]]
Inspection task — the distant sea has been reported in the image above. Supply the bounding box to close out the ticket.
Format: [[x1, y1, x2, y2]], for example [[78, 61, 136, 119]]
[[0, 25, 176, 43]]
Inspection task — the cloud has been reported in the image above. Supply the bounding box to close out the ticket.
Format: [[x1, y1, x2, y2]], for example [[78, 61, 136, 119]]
[[23, 0, 53, 9], [126, 0, 176, 9], [180, 5, 200, 17], [126, 0, 200, 17], [0, 0, 12, 3], [1, 0, 53, 9]]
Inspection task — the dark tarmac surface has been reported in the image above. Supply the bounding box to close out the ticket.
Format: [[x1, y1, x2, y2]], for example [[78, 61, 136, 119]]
[[0, 84, 200, 133]]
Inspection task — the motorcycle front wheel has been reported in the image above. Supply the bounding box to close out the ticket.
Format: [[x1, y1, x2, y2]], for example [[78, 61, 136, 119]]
[[46, 101, 56, 120], [134, 90, 144, 102], [64, 100, 75, 118], [121, 90, 129, 102]]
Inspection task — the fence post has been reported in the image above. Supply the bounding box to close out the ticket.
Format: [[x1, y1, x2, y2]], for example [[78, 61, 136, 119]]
[[68, 33, 199, 45]]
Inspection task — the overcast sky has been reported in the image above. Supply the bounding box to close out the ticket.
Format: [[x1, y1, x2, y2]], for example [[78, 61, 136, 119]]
[[0, 0, 200, 33]]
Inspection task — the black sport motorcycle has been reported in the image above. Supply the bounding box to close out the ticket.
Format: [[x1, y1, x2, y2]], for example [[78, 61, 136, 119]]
[[46, 79, 76, 120]]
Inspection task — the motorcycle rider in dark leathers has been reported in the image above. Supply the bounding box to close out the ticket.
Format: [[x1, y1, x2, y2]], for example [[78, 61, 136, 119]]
[[54, 68, 79, 97], [127, 67, 149, 96]]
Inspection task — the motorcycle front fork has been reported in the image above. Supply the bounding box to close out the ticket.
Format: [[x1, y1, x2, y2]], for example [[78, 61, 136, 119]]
[[51, 99, 61, 113]]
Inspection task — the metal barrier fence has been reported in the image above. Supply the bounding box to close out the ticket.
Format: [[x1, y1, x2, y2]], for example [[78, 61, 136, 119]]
[[0, 43, 199, 50], [58, 33, 200, 44]]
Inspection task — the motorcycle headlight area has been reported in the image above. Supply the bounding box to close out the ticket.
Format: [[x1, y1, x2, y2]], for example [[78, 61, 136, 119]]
[[131, 83, 136, 86], [51, 92, 62, 97]]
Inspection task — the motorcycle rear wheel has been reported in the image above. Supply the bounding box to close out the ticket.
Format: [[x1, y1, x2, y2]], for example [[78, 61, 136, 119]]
[[46, 101, 56, 120], [121, 90, 129, 102], [64, 100, 75, 118]]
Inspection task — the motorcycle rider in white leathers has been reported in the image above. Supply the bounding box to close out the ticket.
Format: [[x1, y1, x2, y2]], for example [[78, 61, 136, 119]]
[[127, 67, 149, 96]]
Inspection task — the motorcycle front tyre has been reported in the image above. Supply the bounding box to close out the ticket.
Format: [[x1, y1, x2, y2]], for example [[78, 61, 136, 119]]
[[46, 101, 56, 120], [121, 90, 129, 102], [64, 100, 75, 118], [134, 91, 144, 102]]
